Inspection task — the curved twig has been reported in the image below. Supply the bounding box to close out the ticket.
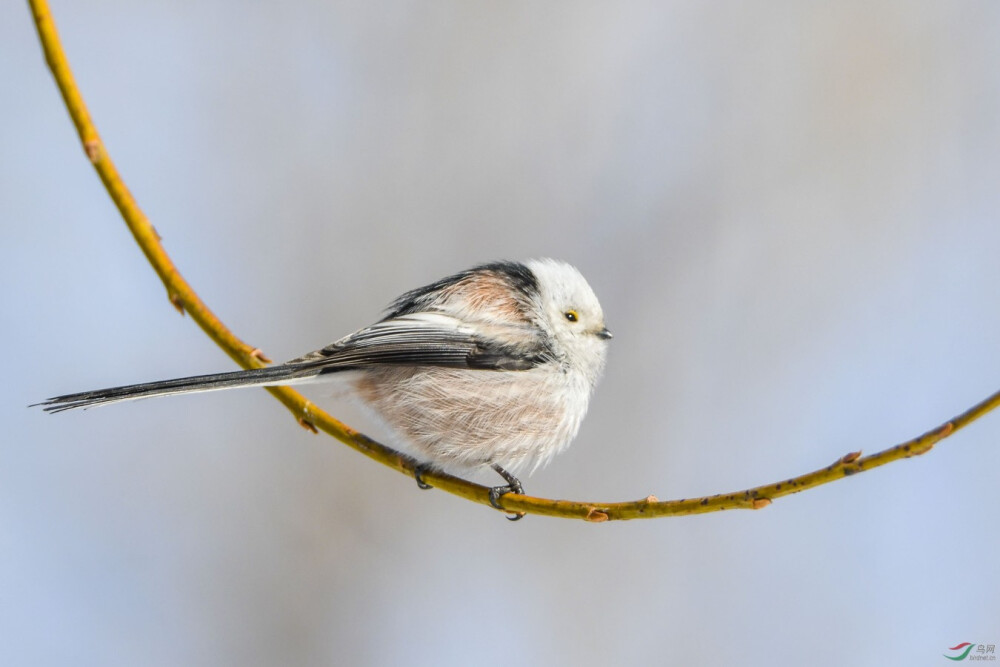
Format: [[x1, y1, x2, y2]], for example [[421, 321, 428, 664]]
[[29, 0, 1000, 521]]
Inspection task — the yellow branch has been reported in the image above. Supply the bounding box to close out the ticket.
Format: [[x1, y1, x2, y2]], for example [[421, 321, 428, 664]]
[[29, 0, 1000, 521]]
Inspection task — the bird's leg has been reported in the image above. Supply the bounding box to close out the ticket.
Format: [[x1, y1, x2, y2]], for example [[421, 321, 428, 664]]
[[489, 463, 526, 521], [413, 463, 433, 490]]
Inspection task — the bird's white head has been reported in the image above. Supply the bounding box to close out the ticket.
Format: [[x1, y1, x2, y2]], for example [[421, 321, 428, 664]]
[[526, 258, 611, 388]]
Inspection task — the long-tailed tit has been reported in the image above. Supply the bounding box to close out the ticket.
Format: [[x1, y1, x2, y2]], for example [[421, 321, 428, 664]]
[[36, 259, 612, 517]]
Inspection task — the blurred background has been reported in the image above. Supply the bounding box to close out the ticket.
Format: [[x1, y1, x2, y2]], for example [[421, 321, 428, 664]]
[[3, 2, 999, 665]]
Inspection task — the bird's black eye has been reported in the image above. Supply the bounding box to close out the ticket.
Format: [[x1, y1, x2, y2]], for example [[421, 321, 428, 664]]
[[564, 310, 579, 323]]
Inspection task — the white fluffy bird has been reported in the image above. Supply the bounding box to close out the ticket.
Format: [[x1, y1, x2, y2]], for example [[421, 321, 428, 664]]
[[37, 259, 612, 517]]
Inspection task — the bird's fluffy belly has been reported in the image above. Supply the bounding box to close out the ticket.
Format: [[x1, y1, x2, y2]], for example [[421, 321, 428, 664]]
[[352, 365, 585, 474]]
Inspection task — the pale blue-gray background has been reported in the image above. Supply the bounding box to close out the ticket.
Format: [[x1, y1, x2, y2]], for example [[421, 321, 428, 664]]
[[3, 2, 999, 665]]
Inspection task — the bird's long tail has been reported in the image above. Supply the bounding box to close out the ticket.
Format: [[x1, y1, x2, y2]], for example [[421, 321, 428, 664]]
[[33, 363, 332, 413]]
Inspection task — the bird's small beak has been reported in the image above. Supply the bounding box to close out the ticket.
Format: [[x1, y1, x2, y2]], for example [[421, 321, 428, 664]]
[[596, 327, 613, 340]]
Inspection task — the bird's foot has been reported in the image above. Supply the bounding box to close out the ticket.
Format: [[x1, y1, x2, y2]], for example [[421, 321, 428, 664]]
[[488, 463, 526, 521], [413, 463, 434, 490]]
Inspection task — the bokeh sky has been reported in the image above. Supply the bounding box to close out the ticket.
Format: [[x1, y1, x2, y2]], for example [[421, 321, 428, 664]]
[[3, 2, 999, 666]]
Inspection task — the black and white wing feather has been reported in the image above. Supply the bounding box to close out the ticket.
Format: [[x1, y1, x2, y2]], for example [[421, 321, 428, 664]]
[[295, 313, 552, 371]]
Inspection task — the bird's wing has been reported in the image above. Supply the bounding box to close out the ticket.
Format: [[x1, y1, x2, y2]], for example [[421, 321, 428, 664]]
[[287, 313, 552, 371]]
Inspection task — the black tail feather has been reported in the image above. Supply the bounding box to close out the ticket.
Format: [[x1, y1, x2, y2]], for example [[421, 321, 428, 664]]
[[33, 363, 328, 413]]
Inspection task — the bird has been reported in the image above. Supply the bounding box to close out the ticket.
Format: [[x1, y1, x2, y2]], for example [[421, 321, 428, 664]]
[[35, 259, 612, 518]]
